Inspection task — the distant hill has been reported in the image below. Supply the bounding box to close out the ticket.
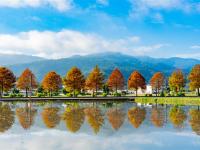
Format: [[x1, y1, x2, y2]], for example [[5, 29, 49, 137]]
[[7, 52, 200, 82], [0, 54, 45, 65]]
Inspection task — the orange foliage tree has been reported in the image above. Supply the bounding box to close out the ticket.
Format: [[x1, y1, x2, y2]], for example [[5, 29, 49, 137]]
[[17, 68, 38, 97], [85, 66, 104, 96], [188, 64, 200, 96], [128, 71, 146, 96], [169, 70, 185, 93], [128, 107, 146, 128], [107, 68, 124, 93], [42, 71, 62, 97], [63, 67, 85, 97], [150, 72, 164, 96], [0, 67, 16, 97]]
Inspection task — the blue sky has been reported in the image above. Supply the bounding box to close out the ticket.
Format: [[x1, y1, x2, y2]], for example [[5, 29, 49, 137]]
[[0, 0, 200, 59]]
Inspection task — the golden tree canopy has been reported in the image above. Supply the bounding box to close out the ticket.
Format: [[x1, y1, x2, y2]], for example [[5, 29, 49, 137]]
[[189, 109, 200, 135], [169, 106, 186, 129], [42, 71, 62, 92], [16, 105, 37, 130], [84, 107, 104, 134], [150, 72, 164, 92], [151, 107, 165, 128], [128, 107, 146, 128], [0, 67, 16, 94], [62, 107, 85, 133], [63, 67, 85, 93], [107, 68, 124, 92], [17, 68, 38, 90], [169, 70, 185, 92], [107, 108, 125, 130], [188, 64, 200, 92], [42, 107, 61, 129], [0, 103, 15, 132], [85, 65, 104, 92]]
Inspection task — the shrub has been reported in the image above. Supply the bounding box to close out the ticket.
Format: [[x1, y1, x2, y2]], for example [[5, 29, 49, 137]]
[[102, 92, 108, 97], [160, 91, 165, 97], [113, 92, 121, 97], [37, 93, 45, 97]]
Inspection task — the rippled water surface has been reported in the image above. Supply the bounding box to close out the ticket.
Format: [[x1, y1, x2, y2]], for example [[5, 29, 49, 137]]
[[0, 101, 200, 150]]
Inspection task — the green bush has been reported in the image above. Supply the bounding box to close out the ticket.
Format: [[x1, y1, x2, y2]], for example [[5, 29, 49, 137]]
[[177, 92, 185, 97], [102, 92, 108, 97], [113, 92, 121, 97], [66, 93, 73, 97], [160, 91, 165, 97], [37, 93, 45, 97]]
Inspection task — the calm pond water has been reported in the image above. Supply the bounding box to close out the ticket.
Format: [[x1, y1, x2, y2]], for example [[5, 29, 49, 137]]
[[0, 101, 200, 150]]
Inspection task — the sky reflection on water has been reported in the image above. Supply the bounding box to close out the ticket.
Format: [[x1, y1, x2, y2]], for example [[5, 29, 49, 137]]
[[0, 101, 200, 150]]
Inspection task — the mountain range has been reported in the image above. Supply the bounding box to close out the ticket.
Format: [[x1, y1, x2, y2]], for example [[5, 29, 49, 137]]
[[2, 52, 200, 82], [0, 54, 45, 65]]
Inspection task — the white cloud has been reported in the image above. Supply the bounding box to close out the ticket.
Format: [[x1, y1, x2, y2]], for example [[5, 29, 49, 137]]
[[129, 0, 199, 19], [97, 0, 109, 6], [0, 29, 159, 59], [190, 45, 200, 49], [131, 44, 167, 55], [0, 0, 73, 11]]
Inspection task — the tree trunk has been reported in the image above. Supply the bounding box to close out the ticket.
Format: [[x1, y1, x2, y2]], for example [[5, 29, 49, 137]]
[[136, 89, 138, 97], [197, 88, 200, 96], [26, 88, 28, 97], [73, 90, 75, 97]]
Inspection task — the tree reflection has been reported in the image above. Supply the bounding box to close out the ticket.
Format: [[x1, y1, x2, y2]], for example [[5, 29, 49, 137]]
[[42, 107, 61, 128], [128, 107, 146, 128], [151, 107, 165, 127], [84, 107, 104, 134], [0, 103, 14, 132], [16, 103, 37, 130], [169, 106, 186, 129], [62, 107, 85, 133], [189, 109, 200, 135], [107, 108, 125, 130]]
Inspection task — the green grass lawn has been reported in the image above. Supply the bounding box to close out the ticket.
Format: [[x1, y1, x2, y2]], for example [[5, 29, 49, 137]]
[[135, 97, 200, 106]]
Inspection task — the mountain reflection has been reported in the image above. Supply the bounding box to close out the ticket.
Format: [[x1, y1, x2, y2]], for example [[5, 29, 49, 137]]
[[0, 101, 200, 136]]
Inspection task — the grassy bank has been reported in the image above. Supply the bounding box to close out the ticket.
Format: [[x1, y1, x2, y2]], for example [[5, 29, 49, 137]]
[[135, 97, 200, 106]]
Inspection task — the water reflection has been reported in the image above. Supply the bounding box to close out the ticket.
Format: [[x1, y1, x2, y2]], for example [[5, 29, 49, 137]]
[[63, 106, 85, 133], [0, 103, 14, 132], [151, 106, 165, 128], [128, 107, 146, 128], [16, 103, 37, 130], [84, 107, 104, 134], [42, 107, 61, 128], [189, 109, 200, 135], [169, 106, 187, 129]]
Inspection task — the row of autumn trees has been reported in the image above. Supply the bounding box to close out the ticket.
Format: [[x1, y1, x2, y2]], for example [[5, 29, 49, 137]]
[[0, 64, 200, 97], [1, 103, 200, 135]]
